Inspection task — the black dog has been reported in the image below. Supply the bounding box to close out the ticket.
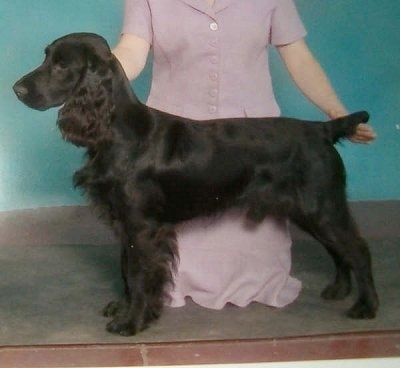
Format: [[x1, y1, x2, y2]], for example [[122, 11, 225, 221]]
[[13, 33, 378, 336]]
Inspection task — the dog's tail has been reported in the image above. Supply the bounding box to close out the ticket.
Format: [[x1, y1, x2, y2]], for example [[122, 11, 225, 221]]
[[325, 111, 370, 144]]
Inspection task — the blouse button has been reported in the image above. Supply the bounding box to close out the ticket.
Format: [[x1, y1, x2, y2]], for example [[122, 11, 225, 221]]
[[209, 89, 218, 97], [210, 56, 218, 64], [210, 22, 219, 31], [209, 39, 218, 47], [209, 105, 217, 113], [209, 72, 218, 81]]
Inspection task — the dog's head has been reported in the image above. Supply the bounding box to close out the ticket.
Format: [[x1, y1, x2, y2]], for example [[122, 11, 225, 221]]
[[13, 33, 115, 147]]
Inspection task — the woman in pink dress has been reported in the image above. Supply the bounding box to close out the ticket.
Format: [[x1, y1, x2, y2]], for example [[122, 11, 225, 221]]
[[113, 0, 376, 310]]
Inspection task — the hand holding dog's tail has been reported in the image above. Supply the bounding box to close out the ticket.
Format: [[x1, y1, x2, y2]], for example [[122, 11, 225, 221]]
[[328, 111, 371, 144]]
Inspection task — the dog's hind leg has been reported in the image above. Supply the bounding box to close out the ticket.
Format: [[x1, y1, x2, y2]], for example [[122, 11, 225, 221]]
[[292, 208, 353, 301], [320, 248, 352, 300], [291, 193, 379, 319]]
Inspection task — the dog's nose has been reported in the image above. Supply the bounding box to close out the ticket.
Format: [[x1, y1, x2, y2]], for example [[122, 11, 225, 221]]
[[13, 83, 28, 99]]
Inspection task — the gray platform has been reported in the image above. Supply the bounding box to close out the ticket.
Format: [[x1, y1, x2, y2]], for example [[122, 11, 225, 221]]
[[0, 204, 399, 346]]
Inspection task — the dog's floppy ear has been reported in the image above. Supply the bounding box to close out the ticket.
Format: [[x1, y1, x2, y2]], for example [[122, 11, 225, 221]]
[[57, 46, 115, 148], [86, 43, 113, 76]]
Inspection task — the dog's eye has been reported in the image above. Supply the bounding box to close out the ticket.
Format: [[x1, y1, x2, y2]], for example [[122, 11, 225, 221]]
[[52, 59, 68, 72], [51, 52, 69, 70]]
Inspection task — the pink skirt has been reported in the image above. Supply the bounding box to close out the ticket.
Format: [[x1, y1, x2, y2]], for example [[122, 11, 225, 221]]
[[167, 210, 302, 310]]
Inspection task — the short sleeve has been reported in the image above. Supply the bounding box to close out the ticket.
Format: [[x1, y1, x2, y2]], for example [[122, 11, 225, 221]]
[[270, 0, 307, 46], [122, 0, 153, 44]]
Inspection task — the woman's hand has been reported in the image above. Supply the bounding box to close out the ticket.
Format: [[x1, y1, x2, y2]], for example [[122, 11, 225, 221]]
[[329, 110, 377, 144], [349, 123, 377, 144]]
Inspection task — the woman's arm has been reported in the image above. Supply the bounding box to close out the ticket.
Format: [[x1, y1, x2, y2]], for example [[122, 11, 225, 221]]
[[277, 39, 377, 143], [112, 33, 150, 80]]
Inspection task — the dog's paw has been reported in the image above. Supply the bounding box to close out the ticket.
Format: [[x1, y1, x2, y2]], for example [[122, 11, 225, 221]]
[[106, 317, 139, 336], [321, 283, 351, 300], [103, 300, 127, 317], [106, 315, 149, 336], [347, 300, 377, 319]]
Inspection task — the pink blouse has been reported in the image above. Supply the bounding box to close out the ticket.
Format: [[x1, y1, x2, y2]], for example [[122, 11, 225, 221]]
[[122, 0, 306, 119]]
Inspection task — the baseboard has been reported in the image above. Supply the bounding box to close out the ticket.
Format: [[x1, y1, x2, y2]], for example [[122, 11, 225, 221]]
[[0, 201, 399, 247], [291, 200, 400, 241]]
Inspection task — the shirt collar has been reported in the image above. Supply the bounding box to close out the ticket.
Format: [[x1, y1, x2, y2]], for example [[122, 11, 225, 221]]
[[178, 0, 234, 18]]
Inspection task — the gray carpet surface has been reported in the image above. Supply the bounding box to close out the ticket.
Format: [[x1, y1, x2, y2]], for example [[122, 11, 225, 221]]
[[0, 238, 399, 346]]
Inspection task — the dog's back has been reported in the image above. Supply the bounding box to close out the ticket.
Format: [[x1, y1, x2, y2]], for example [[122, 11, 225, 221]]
[[136, 110, 368, 223], [159, 110, 369, 151]]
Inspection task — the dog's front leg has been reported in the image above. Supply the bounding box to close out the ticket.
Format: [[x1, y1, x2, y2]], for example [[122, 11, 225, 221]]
[[105, 240, 153, 336], [105, 223, 177, 336], [102, 245, 132, 322]]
